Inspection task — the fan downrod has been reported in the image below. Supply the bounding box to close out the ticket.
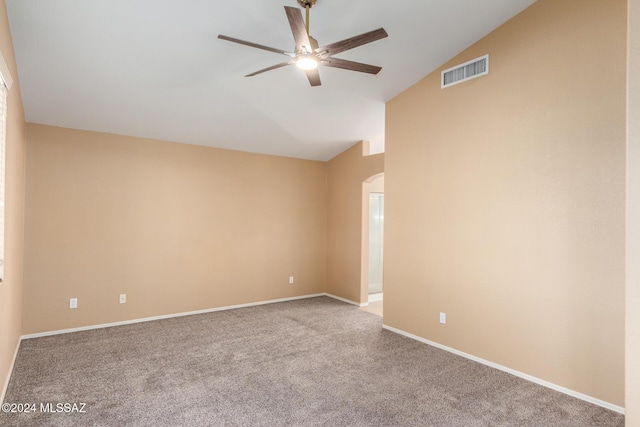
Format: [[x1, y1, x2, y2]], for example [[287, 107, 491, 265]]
[[297, 0, 316, 8]]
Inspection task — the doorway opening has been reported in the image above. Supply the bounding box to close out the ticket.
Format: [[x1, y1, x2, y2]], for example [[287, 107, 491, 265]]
[[368, 192, 384, 300], [360, 173, 384, 317]]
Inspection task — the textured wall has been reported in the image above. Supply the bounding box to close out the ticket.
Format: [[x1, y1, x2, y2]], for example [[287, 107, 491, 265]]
[[0, 0, 26, 402], [24, 124, 327, 334], [627, 0, 640, 421], [385, 0, 626, 407]]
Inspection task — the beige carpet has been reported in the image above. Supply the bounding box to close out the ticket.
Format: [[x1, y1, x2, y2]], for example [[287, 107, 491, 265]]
[[0, 297, 624, 426]]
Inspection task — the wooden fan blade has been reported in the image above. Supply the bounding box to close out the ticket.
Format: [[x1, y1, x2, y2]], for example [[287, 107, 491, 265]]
[[305, 68, 321, 87], [284, 6, 312, 52], [245, 62, 294, 77], [315, 28, 388, 58], [322, 57, 382, 75], [218, 35, 294, 57]]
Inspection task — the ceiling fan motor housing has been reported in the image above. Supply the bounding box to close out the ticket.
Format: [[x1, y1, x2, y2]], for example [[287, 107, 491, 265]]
[[297, 0, 317, 8]]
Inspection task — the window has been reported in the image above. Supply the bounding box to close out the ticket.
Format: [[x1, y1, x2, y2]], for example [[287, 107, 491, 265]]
[[0, 51, 13, 285]]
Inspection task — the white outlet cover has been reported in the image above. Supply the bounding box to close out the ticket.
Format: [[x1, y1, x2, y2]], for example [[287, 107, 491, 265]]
[[69, 298, 77, 309], [289, 276, 294, 284], [119, 294, 126, 304], [439, 312, 446, 324]]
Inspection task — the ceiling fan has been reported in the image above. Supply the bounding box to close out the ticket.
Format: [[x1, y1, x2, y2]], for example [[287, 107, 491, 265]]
[[218, 0, 388, 87]]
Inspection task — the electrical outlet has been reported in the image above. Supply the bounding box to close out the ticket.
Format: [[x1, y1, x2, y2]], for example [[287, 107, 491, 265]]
[[119, 294, 126, 304], [439, 312, 446, 324], [69, 298, 78, 309], [289, 276, 294, 284]]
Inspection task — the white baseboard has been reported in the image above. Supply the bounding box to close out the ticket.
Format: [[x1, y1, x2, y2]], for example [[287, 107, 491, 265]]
[[382, 324, 625, 415], [324, 293, 368, 307], [22, 293, 326, 340], [1, 337, 21, 404]]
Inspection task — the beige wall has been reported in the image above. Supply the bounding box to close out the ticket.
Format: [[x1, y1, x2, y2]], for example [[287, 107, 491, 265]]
[[0, 0, 26, 401], [627, 0, 640, 422], [369, 176, 384, 194], [326, 142, 383, 304], [23, 124, 327, 334], [385, 0, 626, 408]]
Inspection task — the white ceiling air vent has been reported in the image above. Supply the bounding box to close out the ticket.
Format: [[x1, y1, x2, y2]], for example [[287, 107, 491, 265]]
[[441, 54, 489, 88]]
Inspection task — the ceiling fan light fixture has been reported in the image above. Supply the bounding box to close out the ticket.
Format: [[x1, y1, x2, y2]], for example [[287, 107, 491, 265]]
[[296, 55, 318, 70], [218, 2, 388, 87]]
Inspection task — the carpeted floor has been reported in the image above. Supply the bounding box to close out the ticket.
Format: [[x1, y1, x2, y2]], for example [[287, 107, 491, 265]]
[[0, 296, 625, 426]]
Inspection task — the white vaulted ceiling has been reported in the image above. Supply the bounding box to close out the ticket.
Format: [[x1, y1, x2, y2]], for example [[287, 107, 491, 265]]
[[6, 0, 536, 161]]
